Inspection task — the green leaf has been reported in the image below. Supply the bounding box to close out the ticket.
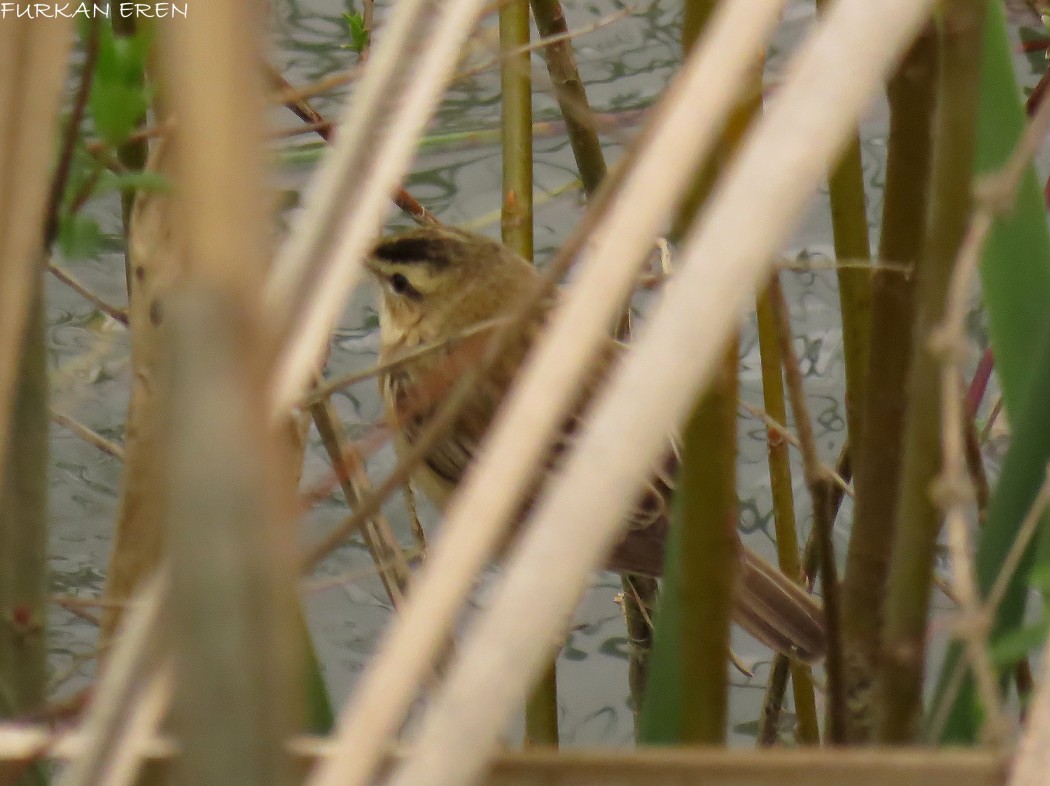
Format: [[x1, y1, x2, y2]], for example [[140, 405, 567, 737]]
[[57, 213, 103, 260], [341, 12, 369, 52], [928, 0, 1050, 742], [988, 617, 1050, 668], [94, 169, 170, 197], [88, 22, 151, 147]]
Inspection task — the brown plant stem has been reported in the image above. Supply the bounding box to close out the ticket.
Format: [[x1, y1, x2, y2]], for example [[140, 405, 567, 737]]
[[621, 574, 657, 735], [307, 389, 411, 608], [874, 0, 986, 743], [263, 65, 438, 226], [530, 0, 607, 195], [42, 17, 100, 248], [839, 24, 938, 743]]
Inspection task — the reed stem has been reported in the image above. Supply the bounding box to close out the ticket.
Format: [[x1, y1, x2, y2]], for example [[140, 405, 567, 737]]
[[530, 0, 607, 195], [840, 24, 938, 743], [874, 0, 986, 742], [755, 283, 820, 745]]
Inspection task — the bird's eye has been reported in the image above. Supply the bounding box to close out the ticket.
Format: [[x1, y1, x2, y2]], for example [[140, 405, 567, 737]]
[[390, 273, 411, 295]]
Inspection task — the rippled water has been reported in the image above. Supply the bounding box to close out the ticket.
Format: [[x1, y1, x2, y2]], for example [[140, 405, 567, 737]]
[[45, 0, 1049, 746]]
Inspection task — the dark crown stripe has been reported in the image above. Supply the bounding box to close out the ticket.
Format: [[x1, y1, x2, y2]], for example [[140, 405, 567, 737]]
[[372, 236, 452, 267]]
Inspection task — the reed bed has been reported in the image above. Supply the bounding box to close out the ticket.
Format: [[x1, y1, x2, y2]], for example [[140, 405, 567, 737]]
[[3, 1, 1050, 785]]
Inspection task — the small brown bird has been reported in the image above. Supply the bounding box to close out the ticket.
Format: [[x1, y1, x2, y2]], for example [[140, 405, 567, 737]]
[[365, 225, 826, 663]]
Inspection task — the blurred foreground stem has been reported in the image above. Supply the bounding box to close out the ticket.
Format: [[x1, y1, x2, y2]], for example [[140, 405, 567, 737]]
[[0, 276, 48, 786]]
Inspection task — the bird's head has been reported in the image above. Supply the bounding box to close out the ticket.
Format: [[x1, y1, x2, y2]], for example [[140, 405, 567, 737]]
[[365, 226, 537, 346]]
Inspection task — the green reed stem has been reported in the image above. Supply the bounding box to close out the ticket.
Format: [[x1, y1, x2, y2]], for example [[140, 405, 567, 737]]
[[840, 24, 938, 744], [677, 340, 740, 744], [874, 0, 985, 743], [501, 0, 554, 744], [814, 0, 873, 453], [755, 283, 820, 745], [501, 0, 534, 259]]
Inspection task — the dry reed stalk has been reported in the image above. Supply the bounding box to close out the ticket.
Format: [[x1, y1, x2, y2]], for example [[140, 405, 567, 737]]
[[320, 3, 936, 786], [56, 572, 166, 786], [264, 0, 496, 412], [0, 728, 1009, 786], [0, 19, 73, 489], [1009, 577, 1050, 786], [304, 4, 791, 785]]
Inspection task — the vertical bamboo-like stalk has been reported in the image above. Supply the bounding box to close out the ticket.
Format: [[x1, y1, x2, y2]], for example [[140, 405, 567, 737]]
[[530, 0, 607, 195], [874, 0, 985, 743], [814, 0, 873, 449], [755, 285, 820, 745], [500, 0, 553, 745], [157, 0, 302, 781], [641, 0, 758, 744], [501, 0, 534, 258], [840, 26, 938, 743], [677, 340, 739, 743], [669, 0, 721, 241]]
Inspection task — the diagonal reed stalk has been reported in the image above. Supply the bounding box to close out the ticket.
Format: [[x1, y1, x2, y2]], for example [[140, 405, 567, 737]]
[[530, 0, 607, 195]]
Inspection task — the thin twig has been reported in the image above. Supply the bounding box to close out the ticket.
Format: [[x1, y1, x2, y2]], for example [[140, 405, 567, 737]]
[[769, 276, 847, 744], [740, 400, 854, 498], [302, 317, 507, 405], [50, 407, 125, 460], [263, 64, 438, 226], [46, 263, 129, 325]]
